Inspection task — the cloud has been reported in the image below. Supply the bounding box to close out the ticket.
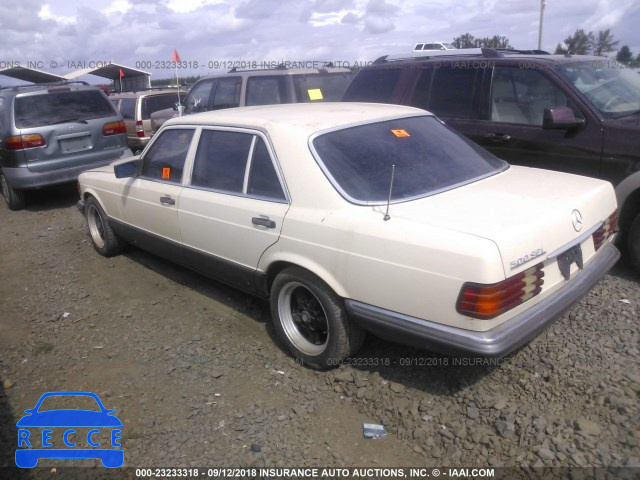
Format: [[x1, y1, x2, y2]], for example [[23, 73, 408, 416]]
[[364, 16, 394, 34], [235, 0, 286, 19]]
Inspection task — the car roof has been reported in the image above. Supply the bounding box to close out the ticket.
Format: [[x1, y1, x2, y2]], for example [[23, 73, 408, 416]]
[[164, 102, 431, 133], [110, 89, 184, 99], [373, 49, 605, 65], [0, 82, 101, 97]]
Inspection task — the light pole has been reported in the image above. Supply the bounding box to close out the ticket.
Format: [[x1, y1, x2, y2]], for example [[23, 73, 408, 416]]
[[538, 0, 546, 50]]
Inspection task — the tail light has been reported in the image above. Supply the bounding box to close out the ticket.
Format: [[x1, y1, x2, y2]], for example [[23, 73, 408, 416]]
[[103, 120, 126, 136], [4, 134, 46, 150], [135, 120, 145, 138], [456, 264, 544, 320], [592, 211, 618, 251]]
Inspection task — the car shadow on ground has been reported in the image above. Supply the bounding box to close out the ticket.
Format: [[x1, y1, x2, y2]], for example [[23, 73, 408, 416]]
[[22, 183, 79, 212], [0, 385, 30, 478], [610, 247, 640, 283], [120, 247, 499, 396]]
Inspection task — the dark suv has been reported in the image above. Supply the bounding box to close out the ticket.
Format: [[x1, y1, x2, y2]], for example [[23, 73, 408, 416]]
[[0, 83, 129, 210], [150, 66, 353, 132], [343, 48, 640, 271]]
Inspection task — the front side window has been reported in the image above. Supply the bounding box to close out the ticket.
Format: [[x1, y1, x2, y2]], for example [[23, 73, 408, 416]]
[[191, 130, 285, 200], [184, 80, 215, 114], [140, 128, 194, 183], [311, 116, 506, 204], [490, 67, 571, 125]]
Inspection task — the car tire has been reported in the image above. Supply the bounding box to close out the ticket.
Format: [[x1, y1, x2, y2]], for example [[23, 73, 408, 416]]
[[0, 173, 26, 211], [628, 213, 640, 273], [85, 196, 124, 257], [270, 267, 365, 369]]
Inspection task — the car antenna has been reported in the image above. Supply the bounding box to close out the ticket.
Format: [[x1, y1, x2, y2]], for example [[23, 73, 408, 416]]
[[383, 164, 395, 221]]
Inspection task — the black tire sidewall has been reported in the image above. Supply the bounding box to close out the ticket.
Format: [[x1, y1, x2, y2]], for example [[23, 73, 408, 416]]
[[270, 268, 351, 369], [628, 214, 640, 272], [0, 174, 26, 211]]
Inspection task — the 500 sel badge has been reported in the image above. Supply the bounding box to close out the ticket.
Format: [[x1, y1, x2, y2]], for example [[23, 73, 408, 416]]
[[15, 391, 123, 468]]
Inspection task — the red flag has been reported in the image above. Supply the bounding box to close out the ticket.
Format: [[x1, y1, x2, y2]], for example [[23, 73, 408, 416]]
[[172, 49, 181, 62], [118, 68, 124, 78]]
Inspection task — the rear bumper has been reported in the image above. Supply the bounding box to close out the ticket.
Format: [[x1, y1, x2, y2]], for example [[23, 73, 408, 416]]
[[2, 152, 129, 190], [346, 243, 620, 357]]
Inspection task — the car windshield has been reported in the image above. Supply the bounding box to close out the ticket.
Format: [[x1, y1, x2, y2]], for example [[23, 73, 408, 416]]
[[311, 115, 506, 204], [556, 61, 640, 118], [15, 90, 115, 128]]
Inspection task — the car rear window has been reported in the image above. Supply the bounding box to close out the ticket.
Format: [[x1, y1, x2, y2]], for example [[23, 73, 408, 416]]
[[142, 93, 184, 120], [14, 90, 116, 128], [292, 72, 353, 102], [311, 115, 506, 204], [342, 68, 402, 103]]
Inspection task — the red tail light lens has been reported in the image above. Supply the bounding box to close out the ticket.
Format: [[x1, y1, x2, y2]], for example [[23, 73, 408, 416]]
[[456, 263, 545, 319], [592, 211, 618, 251], [135, 120, 144, 138], [103, 120, 126, 136], [5, 134, 46, 150]]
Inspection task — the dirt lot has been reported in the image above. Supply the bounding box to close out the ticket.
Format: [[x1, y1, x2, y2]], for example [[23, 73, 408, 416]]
[[1, 184, 639, 478]]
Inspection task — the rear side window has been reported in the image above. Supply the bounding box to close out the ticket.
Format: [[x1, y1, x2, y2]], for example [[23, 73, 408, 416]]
[[246, 76, 289, 106], [141, 94, 183, 120], [311, 116, 506, 204], [192, 130, 286, 200], [211, 78, 241, 110], [14, 90, 115, 128], [427, 67, 477, 119], [140, 129, 194, 183], [342, 68, 402, 103], [292, 72, 353, 102]]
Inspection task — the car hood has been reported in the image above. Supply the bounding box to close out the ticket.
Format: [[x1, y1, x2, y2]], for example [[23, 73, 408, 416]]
[[387, 166, 617, 276], [16, 409, 123, 427]]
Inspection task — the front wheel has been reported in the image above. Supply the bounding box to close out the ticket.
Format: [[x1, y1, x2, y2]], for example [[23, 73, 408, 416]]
[[628, 213, 640, 273], [0, 173, 26, 210], [85, 196, 124, 256], [270, 267, 365, 369]]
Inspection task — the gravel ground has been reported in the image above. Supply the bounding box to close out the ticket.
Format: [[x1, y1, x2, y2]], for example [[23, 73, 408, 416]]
[[0, 184, 639, 478]]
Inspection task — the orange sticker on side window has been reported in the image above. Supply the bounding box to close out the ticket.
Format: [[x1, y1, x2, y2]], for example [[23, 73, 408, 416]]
[[162, 167, 171, 179], [391, 129, 410, 137]]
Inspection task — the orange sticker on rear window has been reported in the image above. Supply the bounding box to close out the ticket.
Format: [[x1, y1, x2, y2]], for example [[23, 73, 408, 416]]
[[162, 167, 171, 179], [391, 129, 410, 137]]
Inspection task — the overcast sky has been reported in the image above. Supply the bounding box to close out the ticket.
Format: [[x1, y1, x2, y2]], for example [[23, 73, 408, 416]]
[[1, 0, 639, 84]]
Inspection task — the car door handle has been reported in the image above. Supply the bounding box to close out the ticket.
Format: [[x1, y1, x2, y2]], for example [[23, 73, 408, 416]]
[[160, 196, 175, 206], [484, 132, 511, 142], [252, 216, 276, 228]]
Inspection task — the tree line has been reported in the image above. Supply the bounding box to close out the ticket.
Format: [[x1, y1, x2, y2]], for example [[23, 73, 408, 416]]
[[451, 29, 640, 66]]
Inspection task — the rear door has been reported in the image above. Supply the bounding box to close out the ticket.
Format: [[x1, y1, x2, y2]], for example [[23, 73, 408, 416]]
[[14, 88, 126, 172], [178, 128, 289, 293]]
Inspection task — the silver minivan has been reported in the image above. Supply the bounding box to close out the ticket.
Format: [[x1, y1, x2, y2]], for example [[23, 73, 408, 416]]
[[0, 82, 130, 210]]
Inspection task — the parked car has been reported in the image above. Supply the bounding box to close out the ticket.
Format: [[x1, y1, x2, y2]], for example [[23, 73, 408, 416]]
[[77, 103, 619, 368], [149, 66, 353, 132], [343, 48, 640, 272], [413, 41, 457, 51], [110, 88, 187, 155], [0, 82, 129, 210]]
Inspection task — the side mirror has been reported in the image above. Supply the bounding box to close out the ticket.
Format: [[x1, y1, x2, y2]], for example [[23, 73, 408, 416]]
[[114, 159, 138, 178], [176, 105, 185, 116], [543, 107, 585, 131]]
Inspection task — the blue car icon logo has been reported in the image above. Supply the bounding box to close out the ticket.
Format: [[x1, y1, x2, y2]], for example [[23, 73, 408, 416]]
[[15, 391, 123, 468]]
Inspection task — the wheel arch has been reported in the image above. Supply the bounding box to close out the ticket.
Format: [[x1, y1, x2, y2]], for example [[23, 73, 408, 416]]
[[616, 171, 640, 232], [261, 255, 349, 300]]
